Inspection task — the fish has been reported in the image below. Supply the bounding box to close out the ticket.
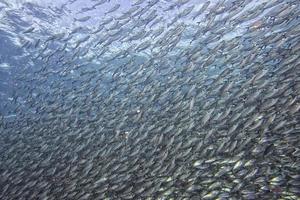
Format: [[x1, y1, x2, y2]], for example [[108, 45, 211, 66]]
[[77, 7, 94, 13], [105, 4, 121, 15], [132, 0, 146, 6], [178, 5, 195, 19], [74, 16, 91, 22], [0, 0, 299, 199], [22, 27, 35, 34], [175, 0, 190, 8], [92, 0, 107, 8], [147, 0, 159, 8], [192, 1, 210, 20], [73, 35, 90, 49]]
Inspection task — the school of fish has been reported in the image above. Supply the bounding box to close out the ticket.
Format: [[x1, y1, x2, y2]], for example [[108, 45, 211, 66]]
[[0, 0, 300, 199]]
